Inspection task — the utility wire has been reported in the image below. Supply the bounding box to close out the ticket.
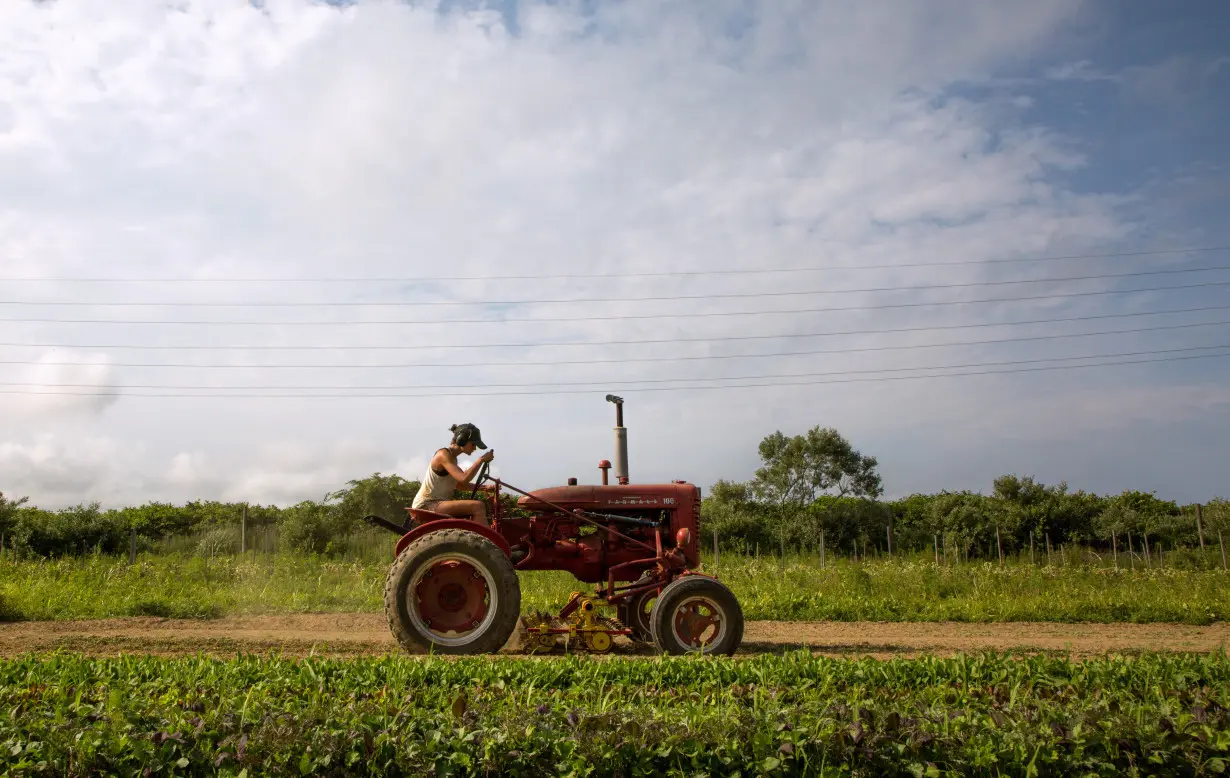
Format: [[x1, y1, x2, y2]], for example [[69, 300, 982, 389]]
[[6, 344, 1227, 392], [1, 299, 1227, 330], [2, 304, 1226, 355], [4, 303, 1225, 358], [4, 319, 1228, 370], [3, 280, 1229, 326], [4, 265, 1228, 308], [4, 350, 1228, 398], [2, 245, 1226, 282]]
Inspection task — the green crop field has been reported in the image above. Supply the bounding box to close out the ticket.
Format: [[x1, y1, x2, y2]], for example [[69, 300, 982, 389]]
[[2, 550, 1228, 625], [2, 650, 1227, 776]]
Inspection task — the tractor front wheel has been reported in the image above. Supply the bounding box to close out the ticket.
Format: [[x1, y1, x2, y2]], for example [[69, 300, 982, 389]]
[[649, 575, 743, 656], [383, 528, 521, 655], [619, 589, 656, 643]]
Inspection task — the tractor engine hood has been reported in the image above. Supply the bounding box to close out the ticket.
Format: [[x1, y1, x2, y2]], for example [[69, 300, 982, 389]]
[[517, 483, 695, 512]]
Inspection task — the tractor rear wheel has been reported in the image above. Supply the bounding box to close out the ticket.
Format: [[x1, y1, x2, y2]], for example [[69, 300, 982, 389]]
[[383, 528, 521, 655], [649, 575, 743, 656]]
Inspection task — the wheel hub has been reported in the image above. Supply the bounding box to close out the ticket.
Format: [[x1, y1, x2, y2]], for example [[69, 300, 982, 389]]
[[414, 559, 490, 634], [672, 598, 723, 649]]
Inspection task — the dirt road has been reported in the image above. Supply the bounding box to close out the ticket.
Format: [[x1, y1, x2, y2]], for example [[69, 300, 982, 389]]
[[1, 614, 1226, 658]]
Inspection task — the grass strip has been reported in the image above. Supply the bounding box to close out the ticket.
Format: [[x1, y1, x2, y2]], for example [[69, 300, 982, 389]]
[[2, 551, 1228, 624]]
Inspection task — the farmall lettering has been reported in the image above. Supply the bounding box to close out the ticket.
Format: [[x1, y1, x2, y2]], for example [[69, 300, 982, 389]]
[[609, 496, 660, 506]]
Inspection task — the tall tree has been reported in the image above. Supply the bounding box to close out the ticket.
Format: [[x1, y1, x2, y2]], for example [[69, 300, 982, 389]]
[[0, 491, 28, 539], [326, 473, 422, 525], [750, 426, 884, 509]]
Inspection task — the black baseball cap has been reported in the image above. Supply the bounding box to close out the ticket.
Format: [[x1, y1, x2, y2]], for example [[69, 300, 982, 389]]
[[452, 422, 487, 449]]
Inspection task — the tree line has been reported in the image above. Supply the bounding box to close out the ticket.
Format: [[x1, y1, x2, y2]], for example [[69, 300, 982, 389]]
[[1, 426, 1227, 560], [700, 427, 1228, 559], [0, 473, 424, 559]]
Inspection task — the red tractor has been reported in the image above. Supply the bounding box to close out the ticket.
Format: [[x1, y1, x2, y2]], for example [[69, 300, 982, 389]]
[[365, 395, 743, 656]]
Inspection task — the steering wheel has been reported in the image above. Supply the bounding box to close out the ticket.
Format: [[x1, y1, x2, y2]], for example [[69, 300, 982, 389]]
[[468, 459, 492, 501]]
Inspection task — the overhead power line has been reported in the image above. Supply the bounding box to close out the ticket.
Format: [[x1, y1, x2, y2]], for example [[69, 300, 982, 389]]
[[4, 350, 1228, 398], [3, 264, 1228, 308], [4, 319, 1228, 370], [1, 299, 1226, 330], [2, 245, 1226, 282], [2, 304, 1226, 355], [6, 344, 1227, 392], [3, 280, 1229, 326]]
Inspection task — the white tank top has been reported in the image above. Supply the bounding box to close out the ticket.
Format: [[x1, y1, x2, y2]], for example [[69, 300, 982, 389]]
[[413, 449, 457, 507]]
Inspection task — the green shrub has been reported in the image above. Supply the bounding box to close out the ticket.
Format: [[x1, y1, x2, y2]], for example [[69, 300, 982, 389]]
[[194, 525, 240, 557], [276, 501, 349, 554]]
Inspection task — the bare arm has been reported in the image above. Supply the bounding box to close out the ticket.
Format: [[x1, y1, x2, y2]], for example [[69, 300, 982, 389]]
[[439, 450, 494, 486]]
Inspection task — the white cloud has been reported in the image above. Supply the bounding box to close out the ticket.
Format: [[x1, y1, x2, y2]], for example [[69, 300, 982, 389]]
[[1044, 59, 1118, 83], [0, 433, 405, 509], [0, 0, 1225, 508], [0, 350, 121, 417], [0, 435, 137, 506]]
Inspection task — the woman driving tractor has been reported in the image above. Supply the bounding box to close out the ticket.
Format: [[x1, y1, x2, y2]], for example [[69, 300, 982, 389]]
[[411, 423, 496, 526]]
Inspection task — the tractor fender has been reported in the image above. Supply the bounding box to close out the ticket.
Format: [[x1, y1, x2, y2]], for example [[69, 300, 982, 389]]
[[394, 520, 513, 559]]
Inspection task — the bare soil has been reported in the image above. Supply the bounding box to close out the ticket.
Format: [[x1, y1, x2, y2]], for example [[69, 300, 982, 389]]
[[1, 615, 1226, 659]]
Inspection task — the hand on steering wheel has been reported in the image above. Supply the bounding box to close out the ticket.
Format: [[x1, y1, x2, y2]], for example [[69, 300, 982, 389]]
[[469, 458, 492, 501]]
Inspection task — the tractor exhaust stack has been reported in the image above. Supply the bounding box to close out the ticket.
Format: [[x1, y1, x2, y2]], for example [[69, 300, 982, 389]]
[[606, 394, 629, 484]]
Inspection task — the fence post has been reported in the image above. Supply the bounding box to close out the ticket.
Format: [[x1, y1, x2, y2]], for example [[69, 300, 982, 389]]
[[1196, 504, 1206, 553], [934, 534, 939, 566], [1046, 534, 1052, 566], [713, 529, 719, 568], [1220, 531, 1226, 571], [1127, 531, 1134, 570], [887, 520, 894, 557], [820, 531, 826, 569], [1030, 531, 1034, 565], [129, 526, 137, 565], [1112, 530, 1118, 569], [996, 526, 1003, 565], [241, 504, 247, 555]]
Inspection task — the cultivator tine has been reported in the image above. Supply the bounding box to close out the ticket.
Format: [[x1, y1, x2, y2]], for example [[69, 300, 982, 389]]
[[517, 597, 632, 654]]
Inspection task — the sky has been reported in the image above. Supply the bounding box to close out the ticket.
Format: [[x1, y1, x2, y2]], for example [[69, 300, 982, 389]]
[[1, 0, 1228, 510]]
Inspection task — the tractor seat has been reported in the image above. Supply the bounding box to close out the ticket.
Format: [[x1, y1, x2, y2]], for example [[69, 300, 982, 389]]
[[405, 507, 453, 526]]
